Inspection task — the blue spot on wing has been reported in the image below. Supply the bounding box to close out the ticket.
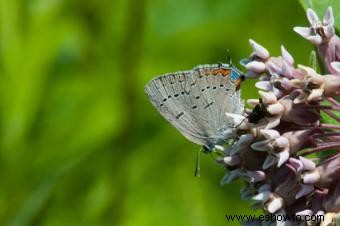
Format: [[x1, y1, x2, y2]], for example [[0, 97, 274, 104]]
[[230, 69, 240, 81]]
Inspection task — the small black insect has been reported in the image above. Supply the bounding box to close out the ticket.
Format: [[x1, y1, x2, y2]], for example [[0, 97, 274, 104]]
[[247, 98, 271, 123]]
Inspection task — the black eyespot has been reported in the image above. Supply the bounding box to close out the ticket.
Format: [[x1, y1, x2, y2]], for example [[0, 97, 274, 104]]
[[201, 89, 205, 92], [160, 104, 164, 107], [181, 91, 185, 95], [195, 96, 200, 99], [192, 106, 197, 109], [213, 86, 217, 89], [168, 95, 172, 98], [220, 84, 224, 87], [162, 98, 167, 102], [174, 94, 179, 97], [206, 86, 210, 89]]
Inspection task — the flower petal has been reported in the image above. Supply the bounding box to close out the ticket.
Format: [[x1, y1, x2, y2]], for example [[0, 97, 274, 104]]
[[298, 64, 322, 81], [281, 45, 294, 65], [302, 170, 321, 184], [324, 24, 335, 38], [240, 57, 252, 66], [251, 140, 272, 152], [281, 60, 294, 79], [274, 137, 289, 148], [222, 155, 241, 166], [236, 134, 255, 150], [244, 70, 260, 78], [281, 80, 295, 92], [265, 116, 281, 129], [272, 87, 283, 98], [307, 8, 320, 26], [323, 74, 340, 96], [260, 129, 280, 139], [220, 169, 242, 185], [267, 102, 284, 115], [307, 88, 323, 101], [225, 112, 248, 130], [293, 92, 307, 104], [258, 184, 271, 193], [249, 39, 270, 59], [263, 155, 277, 169], [259, 91, 277, 104], [296, 209, 313, 217], [276, 148, 289, 167], [293, 26, 312, 39], [247, 99, 260, 107], [306, 34, 322, 45], [266, 61, 281, 75], [252, 191, 271, 202], [288, 158, 303, 172], [323, 6, 334, 26], [265, 196, 283, 213], [240, 186, 254, 200], [246, 61, 266, 73], [255, 81, 272, 91], [295, 184, 314, 199], [245, 170, 266, 183], [323, 213, 337, 226], [299, 156, 316, 171], [330, 61, 340, 73]]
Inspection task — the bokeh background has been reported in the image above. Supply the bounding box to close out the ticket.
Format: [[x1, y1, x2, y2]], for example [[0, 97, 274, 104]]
[[0, 0, 325, 225]]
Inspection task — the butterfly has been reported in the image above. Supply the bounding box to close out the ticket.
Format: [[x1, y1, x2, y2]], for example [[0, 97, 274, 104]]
[[145, 63, 245, 152]]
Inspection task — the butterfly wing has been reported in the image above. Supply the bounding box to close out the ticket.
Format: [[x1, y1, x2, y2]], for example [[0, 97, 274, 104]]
[[145, 64, 244, 147], [191, 65, 244, 143]]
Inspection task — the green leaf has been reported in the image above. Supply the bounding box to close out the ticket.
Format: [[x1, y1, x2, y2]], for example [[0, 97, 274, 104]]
[[299, 0, 340, 31]]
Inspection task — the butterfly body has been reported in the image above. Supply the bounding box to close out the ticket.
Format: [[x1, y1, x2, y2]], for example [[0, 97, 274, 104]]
[[145, 63, 244, 152]]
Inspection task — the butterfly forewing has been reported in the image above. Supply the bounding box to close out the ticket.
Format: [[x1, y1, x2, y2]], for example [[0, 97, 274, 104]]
[[145, 64, 244, 147]]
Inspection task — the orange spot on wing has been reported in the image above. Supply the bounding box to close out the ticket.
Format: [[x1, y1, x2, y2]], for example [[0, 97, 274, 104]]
[[205, 69, 211, 75], [221, 69, 231, 77], [235, 78, 242, 90], [212, 69, 219, 75]]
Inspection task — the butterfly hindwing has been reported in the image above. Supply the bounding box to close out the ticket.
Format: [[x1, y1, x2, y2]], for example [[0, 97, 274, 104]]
[[145, 64, 244, 147]]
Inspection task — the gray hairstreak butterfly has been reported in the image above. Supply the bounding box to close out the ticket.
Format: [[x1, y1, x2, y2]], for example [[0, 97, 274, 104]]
[[145, 63, 245, 152]]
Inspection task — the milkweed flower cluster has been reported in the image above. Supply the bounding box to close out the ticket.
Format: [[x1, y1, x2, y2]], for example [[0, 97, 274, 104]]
[[217, 7, 340, 226]]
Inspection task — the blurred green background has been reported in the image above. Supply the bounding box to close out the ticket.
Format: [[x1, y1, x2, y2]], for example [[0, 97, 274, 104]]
[[0, 0, 316, 225]]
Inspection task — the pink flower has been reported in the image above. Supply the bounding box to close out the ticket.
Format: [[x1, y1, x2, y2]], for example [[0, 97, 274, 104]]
[[294, 7, 340, 74], [294, 7, 335, 44]]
